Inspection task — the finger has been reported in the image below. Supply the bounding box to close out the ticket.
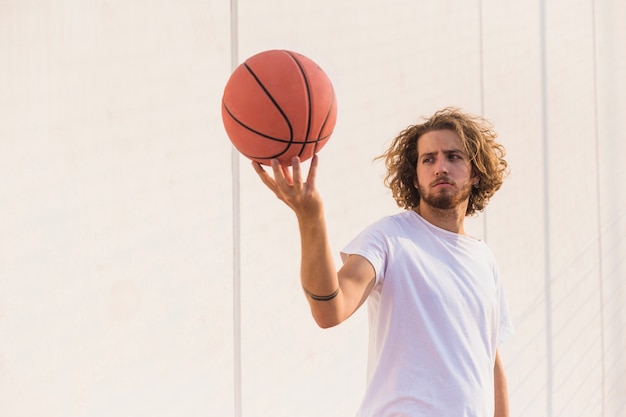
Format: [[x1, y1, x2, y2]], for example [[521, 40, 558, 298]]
[[291, 156, 303, 186], [252, 161, 265, 175], [271, 158, 291, 187], [252, 161, 278, 191], [282, 163, 294, 186], [306, 154, 319, 189]]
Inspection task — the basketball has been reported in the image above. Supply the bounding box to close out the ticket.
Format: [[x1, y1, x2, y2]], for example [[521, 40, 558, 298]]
[[221, 50, 337, 166]]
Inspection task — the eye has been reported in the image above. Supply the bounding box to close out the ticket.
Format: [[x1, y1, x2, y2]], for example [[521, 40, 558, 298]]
[[448, 154, 462, 161], [422, 157, 433, 164]]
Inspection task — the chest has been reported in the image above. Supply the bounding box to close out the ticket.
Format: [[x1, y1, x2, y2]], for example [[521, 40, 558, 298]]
[[381, 237, 498, 320]]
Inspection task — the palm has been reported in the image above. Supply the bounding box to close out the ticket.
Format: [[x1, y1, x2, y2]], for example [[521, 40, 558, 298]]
[[252, 155, 323, 217]]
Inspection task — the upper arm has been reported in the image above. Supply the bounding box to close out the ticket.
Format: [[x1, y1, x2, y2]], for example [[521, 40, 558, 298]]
[[337, 254, 377, 318]]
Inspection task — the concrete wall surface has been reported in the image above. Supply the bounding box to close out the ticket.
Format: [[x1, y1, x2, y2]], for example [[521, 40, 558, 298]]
[[0, 1, 624, 416]]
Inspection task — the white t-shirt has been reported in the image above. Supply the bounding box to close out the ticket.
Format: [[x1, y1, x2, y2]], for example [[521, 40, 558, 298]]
[[341, 210, 514, 417]]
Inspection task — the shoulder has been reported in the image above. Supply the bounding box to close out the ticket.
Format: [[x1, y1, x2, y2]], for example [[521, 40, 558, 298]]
[[366, 210, 418, 233], [348, 211, 422, 256], [341, 212, 409, 264]]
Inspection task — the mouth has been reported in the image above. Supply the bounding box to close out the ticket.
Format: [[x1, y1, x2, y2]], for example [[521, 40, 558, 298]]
[[432, 179, 453, 188]]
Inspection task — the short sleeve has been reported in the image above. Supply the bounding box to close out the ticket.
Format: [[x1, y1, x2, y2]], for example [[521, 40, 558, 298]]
[[496, 274, 515, 346], [340, 219, 391, 285]]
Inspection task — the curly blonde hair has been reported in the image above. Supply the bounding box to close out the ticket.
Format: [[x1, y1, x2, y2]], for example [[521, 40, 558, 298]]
[[377, 107, 508, 216]]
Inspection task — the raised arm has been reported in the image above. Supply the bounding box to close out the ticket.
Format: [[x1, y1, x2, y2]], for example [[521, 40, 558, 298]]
[[253, 156, 375, 328]]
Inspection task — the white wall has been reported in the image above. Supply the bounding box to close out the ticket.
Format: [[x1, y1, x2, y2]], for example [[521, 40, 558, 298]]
[[1, 1, 624, 417]]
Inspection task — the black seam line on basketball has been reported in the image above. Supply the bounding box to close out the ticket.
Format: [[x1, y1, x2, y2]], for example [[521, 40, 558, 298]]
[[223, 99, 327, 144], [236, 132, 333, 160], [314, 87, 335, 155], [284, 51, 313, 159], [243, 62, 294, 150], [236, 133, 333, 161], [223, 100, 296, 147]]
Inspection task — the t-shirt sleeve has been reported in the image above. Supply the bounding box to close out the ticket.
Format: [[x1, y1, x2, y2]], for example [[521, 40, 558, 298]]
[[496, 274, 515, 346], [340, 219, 389, 285]]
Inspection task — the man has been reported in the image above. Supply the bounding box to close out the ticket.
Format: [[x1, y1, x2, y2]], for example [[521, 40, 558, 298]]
[[253, 107, 514, 417]]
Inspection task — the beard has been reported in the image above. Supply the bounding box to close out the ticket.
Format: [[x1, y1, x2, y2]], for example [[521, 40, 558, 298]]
[[417, 179, 473, 211]]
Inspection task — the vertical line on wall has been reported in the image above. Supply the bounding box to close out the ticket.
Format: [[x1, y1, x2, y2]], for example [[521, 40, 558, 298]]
[[229, 0, 242, 416], [590, 0, 606, 414], [478, 0, 488, 243], [478, 0, 485, 124], [539, 1, 553, 416]]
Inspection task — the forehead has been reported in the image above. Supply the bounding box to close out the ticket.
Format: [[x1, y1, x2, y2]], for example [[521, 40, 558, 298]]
[[417, 129, 465, 155]]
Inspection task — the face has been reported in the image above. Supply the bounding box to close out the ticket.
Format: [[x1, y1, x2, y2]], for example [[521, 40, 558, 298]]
[[414, 129, 477, 211]]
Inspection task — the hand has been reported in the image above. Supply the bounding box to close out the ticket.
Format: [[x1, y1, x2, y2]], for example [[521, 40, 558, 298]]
[[252, 155, 323, 218]]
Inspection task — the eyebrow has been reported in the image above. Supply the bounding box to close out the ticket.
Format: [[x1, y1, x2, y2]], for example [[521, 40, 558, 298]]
[[419, 148, 466, 158]]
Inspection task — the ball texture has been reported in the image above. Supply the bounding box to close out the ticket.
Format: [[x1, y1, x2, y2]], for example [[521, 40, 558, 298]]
[[222, 50, 337, 166]]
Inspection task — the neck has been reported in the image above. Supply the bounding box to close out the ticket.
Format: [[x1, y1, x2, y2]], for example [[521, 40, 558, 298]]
[[414, 203, 467, 234]]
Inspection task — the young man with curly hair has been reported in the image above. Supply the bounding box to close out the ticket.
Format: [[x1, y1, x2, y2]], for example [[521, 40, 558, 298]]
[[253, 107, 514, 417]]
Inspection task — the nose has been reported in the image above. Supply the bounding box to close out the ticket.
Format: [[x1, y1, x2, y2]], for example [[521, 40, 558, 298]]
[[435, 158, 449, 176]]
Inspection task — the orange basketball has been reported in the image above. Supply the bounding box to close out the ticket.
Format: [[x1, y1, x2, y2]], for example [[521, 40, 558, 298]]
[[221, 50, 337, 166]]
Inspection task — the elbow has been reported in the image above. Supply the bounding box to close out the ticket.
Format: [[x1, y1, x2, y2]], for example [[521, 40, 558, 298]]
[[315, 319, 339, 329], [308, 295, 350, 328], [312, 312, 343, 329]]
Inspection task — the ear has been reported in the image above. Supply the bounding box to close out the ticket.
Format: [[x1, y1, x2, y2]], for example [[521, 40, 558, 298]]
[[471, 168, 480, 186]]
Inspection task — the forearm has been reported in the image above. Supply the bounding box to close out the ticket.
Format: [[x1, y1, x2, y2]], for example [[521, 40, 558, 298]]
[[251, 156, 357, 328], [297, 210, 344, 328], [494, 351, 509, 417]]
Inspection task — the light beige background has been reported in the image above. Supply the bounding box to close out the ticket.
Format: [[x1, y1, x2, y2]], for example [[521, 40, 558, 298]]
[[1, 1, 624, 416]]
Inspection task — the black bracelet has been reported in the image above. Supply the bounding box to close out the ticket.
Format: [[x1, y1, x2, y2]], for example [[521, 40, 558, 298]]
[[303, 286, 339, 301]]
